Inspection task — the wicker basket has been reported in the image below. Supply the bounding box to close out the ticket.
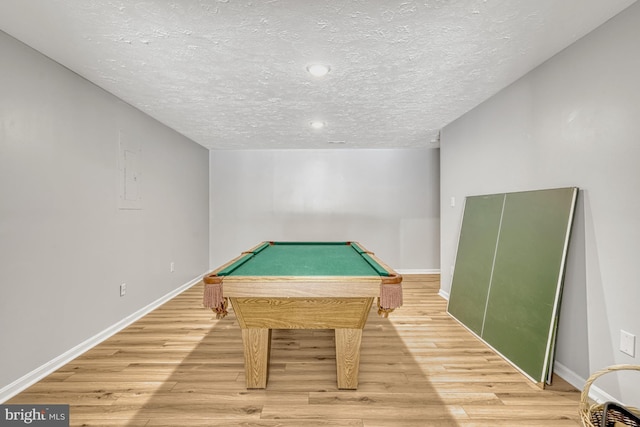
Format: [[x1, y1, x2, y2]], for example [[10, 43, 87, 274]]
[[580, 364, 640, 427]]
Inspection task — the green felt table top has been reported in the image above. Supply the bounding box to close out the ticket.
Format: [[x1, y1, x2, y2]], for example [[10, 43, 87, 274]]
[[217, 241, 390, 277]]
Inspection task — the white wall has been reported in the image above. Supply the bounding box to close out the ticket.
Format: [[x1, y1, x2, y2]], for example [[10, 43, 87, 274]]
[[441, 4, 640, 403], [0, 31, 209, 394], [210, 148, 440, 272]]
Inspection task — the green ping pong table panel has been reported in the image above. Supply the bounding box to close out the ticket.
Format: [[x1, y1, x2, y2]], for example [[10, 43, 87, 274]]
[[447, 187, 578, 385]]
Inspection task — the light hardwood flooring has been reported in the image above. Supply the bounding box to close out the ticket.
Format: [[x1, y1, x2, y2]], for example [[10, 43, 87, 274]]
[[8, 275, 583, 426]]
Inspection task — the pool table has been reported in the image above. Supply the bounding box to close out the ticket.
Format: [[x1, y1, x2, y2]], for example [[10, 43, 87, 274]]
[[202, 241, 403, 389]]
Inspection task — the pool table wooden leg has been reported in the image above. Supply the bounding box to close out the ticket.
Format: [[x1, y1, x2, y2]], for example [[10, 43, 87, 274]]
[[241, 328, 271, 389], [335, 328, 363, 389]]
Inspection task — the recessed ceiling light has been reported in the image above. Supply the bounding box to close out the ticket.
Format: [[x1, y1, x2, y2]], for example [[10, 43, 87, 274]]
[[306, 64, 331, 77], [310, 120, 326, 130]]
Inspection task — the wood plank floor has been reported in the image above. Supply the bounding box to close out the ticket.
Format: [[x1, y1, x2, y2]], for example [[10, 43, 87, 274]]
[[8, 275, 583, 426]]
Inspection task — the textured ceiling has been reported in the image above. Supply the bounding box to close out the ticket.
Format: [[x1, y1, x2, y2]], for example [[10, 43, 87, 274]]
[[0, 0, 635, 150]]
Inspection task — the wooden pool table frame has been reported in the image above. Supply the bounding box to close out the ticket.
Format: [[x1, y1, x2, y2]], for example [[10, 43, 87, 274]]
[[203, 241, 402, 389]]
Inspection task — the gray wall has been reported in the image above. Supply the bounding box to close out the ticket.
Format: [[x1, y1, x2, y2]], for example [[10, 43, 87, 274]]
[[0, 32, 209, 392], [441, 4, 640, 403], [210, 148, 440, 272]]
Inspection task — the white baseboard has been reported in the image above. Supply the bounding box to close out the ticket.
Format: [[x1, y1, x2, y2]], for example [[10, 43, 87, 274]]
[[553, 362, 585, 391], [553, 362, 619, 404], [394, 269, 447, 298], [396, 269, 440, 275], [0, 273, 206, 403]]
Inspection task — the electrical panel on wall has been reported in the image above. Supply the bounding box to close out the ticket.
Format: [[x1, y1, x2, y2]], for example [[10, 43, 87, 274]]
[[117, 130, 143, 210]]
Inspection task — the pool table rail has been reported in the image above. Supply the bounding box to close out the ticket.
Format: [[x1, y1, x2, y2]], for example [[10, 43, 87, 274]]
[[205, 275, 383, 298]]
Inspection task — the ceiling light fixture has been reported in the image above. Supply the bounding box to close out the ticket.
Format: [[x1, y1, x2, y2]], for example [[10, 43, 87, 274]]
[[306, 64, 331, 77], [310, 120, 325, 130]]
